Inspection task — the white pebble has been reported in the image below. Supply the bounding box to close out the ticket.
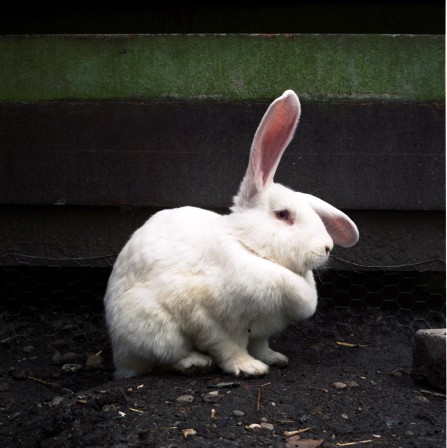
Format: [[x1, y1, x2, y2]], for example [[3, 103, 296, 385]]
[[176, 395, 194, 404]]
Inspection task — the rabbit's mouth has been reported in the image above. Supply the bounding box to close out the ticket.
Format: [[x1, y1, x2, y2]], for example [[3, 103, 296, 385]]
[[307, 249, 331, 271]]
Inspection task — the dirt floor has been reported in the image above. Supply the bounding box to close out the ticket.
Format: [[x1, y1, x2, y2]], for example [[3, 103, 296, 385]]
[[0, 300, 445, 448]]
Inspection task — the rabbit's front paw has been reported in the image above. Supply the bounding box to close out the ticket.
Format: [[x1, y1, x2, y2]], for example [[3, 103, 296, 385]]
[[248, 339, 289, 367], [174, 351, 214, 375], [223, 356, 269, 378], [258, 349, 289, 367]]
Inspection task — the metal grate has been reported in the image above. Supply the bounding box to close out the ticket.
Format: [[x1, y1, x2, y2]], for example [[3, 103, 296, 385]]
[[0, 262, 445, 337], [316, 268, 445, 333]]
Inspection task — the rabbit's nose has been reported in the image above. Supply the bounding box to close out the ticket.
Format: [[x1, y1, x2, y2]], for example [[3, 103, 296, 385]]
[[325, 239, 334, 254]]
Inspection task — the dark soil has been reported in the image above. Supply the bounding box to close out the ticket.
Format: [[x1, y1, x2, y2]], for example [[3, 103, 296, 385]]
[[0, 302, 445, 448]]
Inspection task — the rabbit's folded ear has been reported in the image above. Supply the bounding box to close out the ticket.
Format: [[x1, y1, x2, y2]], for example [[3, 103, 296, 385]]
[[235, 90, 301, 207], [301, 193, 359, 248]]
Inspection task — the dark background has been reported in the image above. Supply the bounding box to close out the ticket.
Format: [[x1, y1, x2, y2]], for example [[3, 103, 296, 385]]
[[0, 1, 444, 35]]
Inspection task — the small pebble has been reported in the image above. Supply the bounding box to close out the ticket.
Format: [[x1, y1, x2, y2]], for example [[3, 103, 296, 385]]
[[215, 382, 240, 389], [22, 345, 35, 354], [102, 404, 118, 412], [176, 395, 194, 404], [60, 388, 75, 395], [385, 419, 399, 428], [202, 391, 224, 403], [232, 410, 245, 417], [299, 414, 310, 423], [50, 396, 64, 406], [85, 354, 103, 370], [260, 422, 274, 430], [332, 380, 359, 390], [62, 364, 83, 373], [247, 423, 262, 430], [52, 352, 63, 366]]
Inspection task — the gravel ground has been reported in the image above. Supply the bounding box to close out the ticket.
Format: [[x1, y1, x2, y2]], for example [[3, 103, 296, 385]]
[[0, 302, 445, 448]]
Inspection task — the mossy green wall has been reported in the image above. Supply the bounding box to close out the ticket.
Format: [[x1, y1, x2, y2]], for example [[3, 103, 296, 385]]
[[0, 34, 444, 103]]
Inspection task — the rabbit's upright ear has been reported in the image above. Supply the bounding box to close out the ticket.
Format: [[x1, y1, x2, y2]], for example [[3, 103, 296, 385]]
[[301, 193, 359, 248], [235, 90, 301, 206]]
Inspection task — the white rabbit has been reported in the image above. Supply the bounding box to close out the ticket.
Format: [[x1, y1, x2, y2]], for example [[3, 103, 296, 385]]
[[104, 90, 359, 379]]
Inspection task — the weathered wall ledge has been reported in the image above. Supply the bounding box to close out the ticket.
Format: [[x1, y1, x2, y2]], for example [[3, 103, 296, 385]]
[[0, 34, 444, 103], [0, 101, 444, 210]]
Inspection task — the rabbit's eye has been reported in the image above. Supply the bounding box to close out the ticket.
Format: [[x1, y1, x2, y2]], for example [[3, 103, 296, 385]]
[[275, 209, 293, 225]]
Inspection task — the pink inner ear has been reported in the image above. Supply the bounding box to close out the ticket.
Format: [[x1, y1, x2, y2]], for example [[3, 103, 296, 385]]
[[255, 103, 299, 187], [302, 193, 359, 248], [250, 91, 301, 190], [233, 91, 301, 208], [320, 214, 359, 248]]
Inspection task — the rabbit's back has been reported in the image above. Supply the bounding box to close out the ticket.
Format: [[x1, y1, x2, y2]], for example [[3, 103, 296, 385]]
[[105, 207, 226, 303]]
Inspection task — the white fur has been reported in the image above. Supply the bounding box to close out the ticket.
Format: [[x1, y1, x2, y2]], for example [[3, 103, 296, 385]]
[[104, 90, 359, 379]]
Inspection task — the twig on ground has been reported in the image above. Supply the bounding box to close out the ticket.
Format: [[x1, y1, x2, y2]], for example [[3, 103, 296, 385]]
[[420, 389, 446, 399], [27, 375, 62, 391], [256, 382, 271, 411], [336, 341, 367, 348], [284, 427, 311, 437], [309, 386, 329, 393], [336, 440, 373, 446]]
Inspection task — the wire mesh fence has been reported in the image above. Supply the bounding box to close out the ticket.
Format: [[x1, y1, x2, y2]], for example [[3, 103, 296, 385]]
[[0, 252, 445, 342]]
